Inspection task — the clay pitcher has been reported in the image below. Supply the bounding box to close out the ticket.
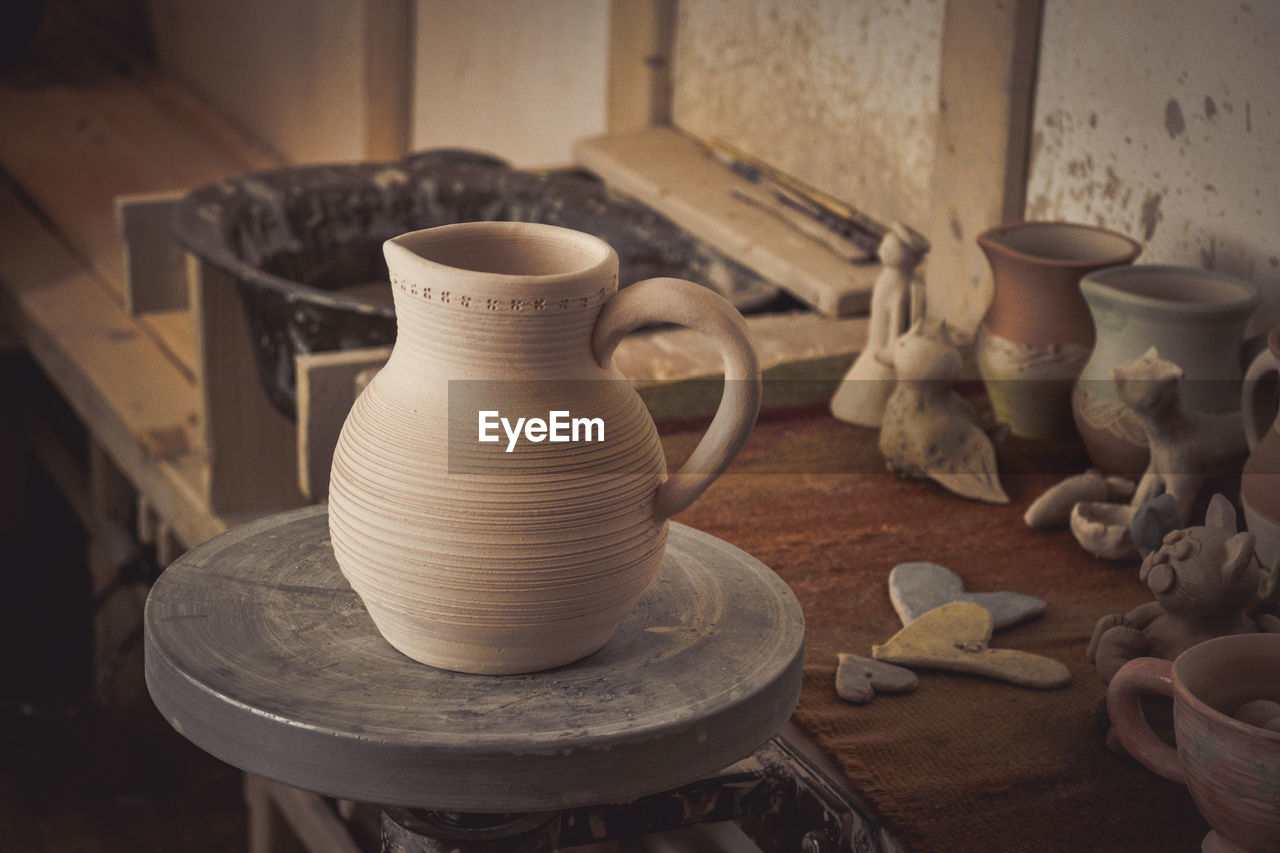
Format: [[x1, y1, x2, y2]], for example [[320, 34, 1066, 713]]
[[976, 221, 1141, 442], [328, 221, 761, 674], [1243, 326, 1280, 569], [1109, 633, 1280, 853], [1072, 265, 1259, 475]]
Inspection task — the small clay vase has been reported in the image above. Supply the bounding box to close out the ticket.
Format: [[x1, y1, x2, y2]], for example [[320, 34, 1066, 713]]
[[976, 221, 1141, 442], [1108, 633, 1280, 853], [328, 222, 761, 674], [1072, 265, 1259, 475], [1243, 326, 1280, 569]]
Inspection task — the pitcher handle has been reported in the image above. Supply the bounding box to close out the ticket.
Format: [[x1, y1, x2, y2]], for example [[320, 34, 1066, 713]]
[[1243, 331, 1280, 451], [1106, 656, 1185, 782], [592, 278, 761, 522]]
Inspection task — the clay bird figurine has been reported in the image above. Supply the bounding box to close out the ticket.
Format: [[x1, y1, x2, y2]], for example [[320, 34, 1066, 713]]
[[879, 320, 1008, 503], [830, 222, 930, 428]]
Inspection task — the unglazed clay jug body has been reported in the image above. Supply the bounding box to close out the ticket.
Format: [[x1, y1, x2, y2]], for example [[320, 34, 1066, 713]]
[[1072, 265, 1259, 475], [328, 222, 761, 674], [976, 221, 1141, 442], [1243, 326, 1280, 569]]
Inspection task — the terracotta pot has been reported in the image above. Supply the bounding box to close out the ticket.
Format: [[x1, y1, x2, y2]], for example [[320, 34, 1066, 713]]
[[976, 221, 1141, 442], [1243, 326, 1280, 569], [328, 222, 761, 674], [1108, 633, 1280, 853], [1072, 265, 1259, 475]]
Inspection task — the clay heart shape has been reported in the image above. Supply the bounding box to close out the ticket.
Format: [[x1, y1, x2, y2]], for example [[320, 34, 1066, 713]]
[[835, 653, 918, 704], [872, 601, 1071, 689], [888, 561, 1046, 629]]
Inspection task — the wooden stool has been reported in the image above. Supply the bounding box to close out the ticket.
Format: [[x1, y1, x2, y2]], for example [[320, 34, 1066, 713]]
[[144, 506, 806, 851]]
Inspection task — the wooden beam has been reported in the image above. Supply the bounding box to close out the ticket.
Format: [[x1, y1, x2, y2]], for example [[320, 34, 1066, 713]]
[[607, 0, 677, 132], [925, 0, 1044, 338], [0, 180, 223, 549]]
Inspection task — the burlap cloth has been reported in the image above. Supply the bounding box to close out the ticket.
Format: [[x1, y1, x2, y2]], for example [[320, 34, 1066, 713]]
[[663, 405, 1210, 853]]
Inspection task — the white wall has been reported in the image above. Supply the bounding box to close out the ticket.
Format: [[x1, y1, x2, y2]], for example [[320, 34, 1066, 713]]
[[149, 0, 384, 164], [1026, 0, 1280, 335], [410, 0, 610, 168], [670, 0, 944, 231]]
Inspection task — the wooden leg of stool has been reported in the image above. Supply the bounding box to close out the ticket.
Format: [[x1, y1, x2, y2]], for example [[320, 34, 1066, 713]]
[[245, 774, 305, 853]]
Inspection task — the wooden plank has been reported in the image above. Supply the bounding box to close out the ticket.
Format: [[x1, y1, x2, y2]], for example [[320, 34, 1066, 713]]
[[925, 0, 1044, 338], [187, 254, 304, 515], [296, 347, 391, 501], [0, 180, 224, 549], [606, 0, 676, 132], [575, 128, 879, 317], [115, 190, 188, 314]]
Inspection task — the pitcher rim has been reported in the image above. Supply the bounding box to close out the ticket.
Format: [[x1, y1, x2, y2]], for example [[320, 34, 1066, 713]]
[[385, 221, 616, 288], [1081, 264, 1259, 318], [977, 220, 1142, 269]]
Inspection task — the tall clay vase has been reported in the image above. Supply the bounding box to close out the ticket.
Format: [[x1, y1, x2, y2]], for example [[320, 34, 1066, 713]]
[[976, 222, 1141, 442], [1243, 326, 1280, 569], [328, 222, 761, 674], [1072, 266, 1259, 475]]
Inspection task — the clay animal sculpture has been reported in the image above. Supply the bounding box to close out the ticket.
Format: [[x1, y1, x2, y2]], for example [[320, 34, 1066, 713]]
[[879, 320, 1008, 504], [830, 222, 930, 428], [1116, 347, 1248, 523], [1087, 494, 1280, 684], [1068, 348, 1249, 560]]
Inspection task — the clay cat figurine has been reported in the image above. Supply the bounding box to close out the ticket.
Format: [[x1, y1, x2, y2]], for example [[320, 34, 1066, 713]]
[[1088, 493, 1279, 683]]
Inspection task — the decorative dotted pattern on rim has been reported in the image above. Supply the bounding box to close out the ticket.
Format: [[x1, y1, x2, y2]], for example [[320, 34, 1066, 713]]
[[392, 273, 612, 312]]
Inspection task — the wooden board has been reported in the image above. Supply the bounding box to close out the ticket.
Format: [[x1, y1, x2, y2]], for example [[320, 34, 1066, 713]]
[[296, 346, 391, 500], [186, 256, 305, 515], [0, 180, 223, 549], [115, 191, 188, 315], [575, 128, 879, 317], [925, 0, 1044, 338], [145, 505, 804, 811]]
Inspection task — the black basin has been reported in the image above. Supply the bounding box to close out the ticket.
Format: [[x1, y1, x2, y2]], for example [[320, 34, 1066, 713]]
[[173, 150, 780, 420]]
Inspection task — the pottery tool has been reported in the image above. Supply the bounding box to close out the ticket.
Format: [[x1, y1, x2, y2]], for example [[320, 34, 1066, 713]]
[[702, 136, 885, 257]]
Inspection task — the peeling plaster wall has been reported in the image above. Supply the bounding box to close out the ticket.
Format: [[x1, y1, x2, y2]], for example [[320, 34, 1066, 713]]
[[1027, 0, 1280, 333], [670, 0, 944, 231]]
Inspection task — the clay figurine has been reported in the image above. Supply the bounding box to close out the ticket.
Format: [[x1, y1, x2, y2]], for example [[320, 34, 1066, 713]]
[[1067, 348, 1249, 560], [830, 222, 930, 428], [1087, 494, 1280, 684], [879, 320, 1008, 504], [1024, 469, 1135, 528]]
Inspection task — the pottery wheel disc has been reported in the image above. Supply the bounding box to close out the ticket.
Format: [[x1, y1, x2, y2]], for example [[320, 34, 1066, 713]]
[[144, 505, 804, 811]]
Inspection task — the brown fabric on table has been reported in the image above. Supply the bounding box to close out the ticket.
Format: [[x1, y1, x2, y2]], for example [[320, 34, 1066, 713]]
[[663, 406, 1209, 853]]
